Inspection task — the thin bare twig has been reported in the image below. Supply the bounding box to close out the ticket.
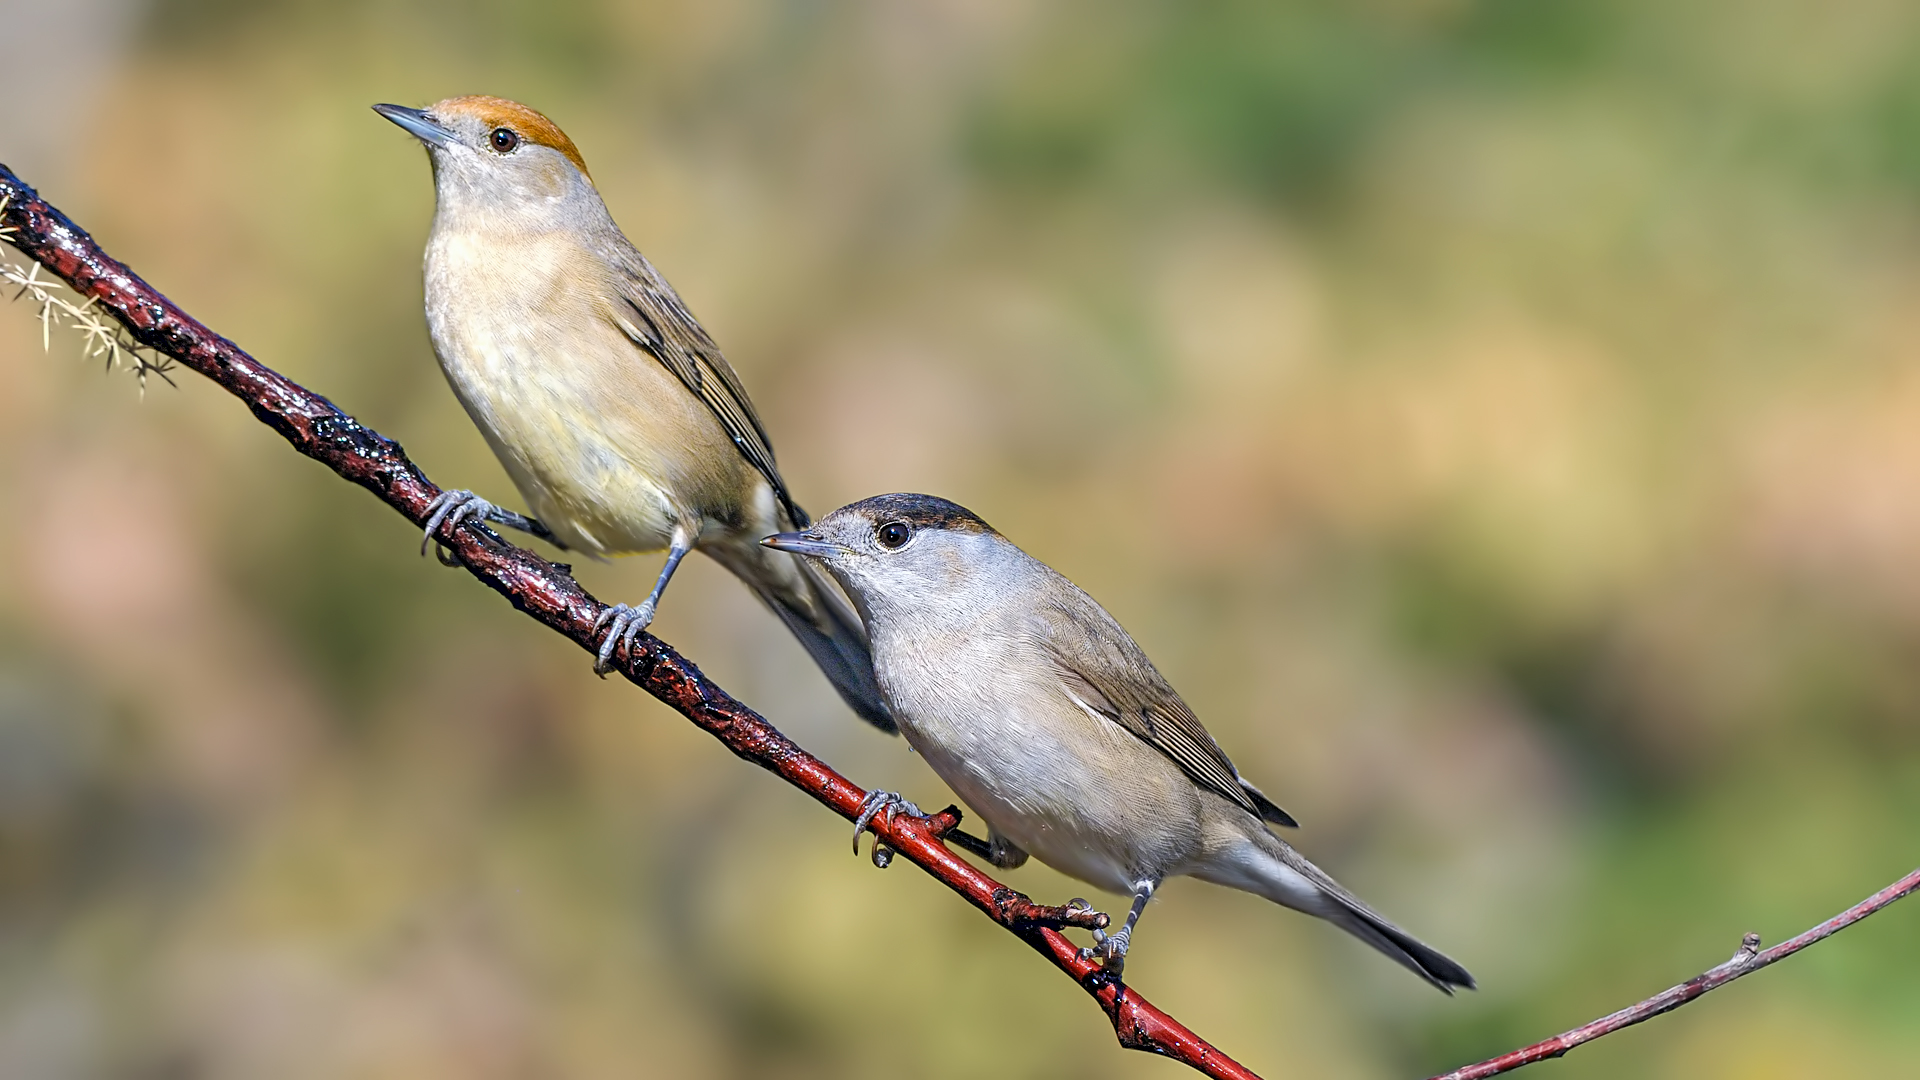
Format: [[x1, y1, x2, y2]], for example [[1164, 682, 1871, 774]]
[[0, 164, 1261, 1080], [1430, 865, 1920, 1078]]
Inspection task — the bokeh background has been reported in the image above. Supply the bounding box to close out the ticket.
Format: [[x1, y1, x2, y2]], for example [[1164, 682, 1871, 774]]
[[4, 1, 1919, 1076]]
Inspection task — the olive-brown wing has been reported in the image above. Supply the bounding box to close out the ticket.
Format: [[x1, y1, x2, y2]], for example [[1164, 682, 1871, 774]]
[[1038, 589, 1295, 827], [606, 247, 807, 527]]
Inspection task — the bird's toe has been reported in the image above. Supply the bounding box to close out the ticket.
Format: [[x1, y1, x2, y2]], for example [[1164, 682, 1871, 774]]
[[852, 789, 923, 866], [1078, 925, 1131, 975], [593, 603, 638, 675], [421, 489, 497, 556]]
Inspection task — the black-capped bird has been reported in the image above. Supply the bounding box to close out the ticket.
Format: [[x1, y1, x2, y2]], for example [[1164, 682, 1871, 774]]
[[765, 494, 1473, 989]]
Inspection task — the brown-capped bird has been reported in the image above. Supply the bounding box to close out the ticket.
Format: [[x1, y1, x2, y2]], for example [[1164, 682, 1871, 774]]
[[376, 96, 891, 731]]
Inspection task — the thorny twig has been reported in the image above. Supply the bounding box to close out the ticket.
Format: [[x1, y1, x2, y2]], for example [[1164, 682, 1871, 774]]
[[4, 164, 1916, 1079], [2, 196, 175, 392]]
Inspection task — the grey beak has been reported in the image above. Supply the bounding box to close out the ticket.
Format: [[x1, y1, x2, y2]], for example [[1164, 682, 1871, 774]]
[[374, 103, 455, 149], [761, 532, 846, 558]]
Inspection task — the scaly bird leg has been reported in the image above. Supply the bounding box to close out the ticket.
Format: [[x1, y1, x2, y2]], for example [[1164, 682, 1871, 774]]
[[945, 827, 1030, 869], [1081, 877, 1159, 976], [421, 489, 564, 557], [944, 828, 995, 861], [593, 525, 694, 675]]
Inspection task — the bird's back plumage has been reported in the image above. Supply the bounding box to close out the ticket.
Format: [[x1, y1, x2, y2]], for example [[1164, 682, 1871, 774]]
[[601, 239, 809, 528], [1037, 586, 1296, 828]]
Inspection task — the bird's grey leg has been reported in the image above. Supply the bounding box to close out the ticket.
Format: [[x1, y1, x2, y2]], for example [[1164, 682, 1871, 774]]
[[420, 489, 564, 556], [1081, 876, 1159, 976], [945, 827, 1029, 869], [593, 525, 694, 675], [987, 830, 1029, 869], [852, 788, 924, 868], [944, 828, 993, 860]]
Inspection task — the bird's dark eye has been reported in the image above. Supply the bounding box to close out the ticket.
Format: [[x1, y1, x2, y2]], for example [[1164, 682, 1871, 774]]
[[490, 128, 519, 153], [876, 522, 912, 549]]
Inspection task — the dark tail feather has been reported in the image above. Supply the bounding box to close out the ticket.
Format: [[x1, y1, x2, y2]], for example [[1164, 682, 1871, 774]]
[[1250, 831, 1475, 993], [754, 558, 896, 734], [1322, 901, 1477, 994]]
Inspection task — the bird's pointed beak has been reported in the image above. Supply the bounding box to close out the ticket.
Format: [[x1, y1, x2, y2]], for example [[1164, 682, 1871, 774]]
[[761, 532, 846, 558], [374, 103, 455, 149]]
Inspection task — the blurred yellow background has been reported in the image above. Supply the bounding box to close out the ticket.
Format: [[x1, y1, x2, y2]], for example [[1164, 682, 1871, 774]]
[[3, 1, 1919, 1076]]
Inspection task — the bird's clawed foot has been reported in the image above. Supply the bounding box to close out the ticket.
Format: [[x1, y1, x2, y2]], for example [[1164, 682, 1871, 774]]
[[592, 600, 657, 675], [422, 489, 504, 559], [422, 490, 561, 562], [852, 789, 923, 868], [1079, 921, 1133, 976], [1077, 878, 1155, 978]]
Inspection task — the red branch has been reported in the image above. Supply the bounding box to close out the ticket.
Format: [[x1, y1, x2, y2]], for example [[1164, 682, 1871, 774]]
[[6, 165, 1916, 1080], [0, 166, 1259, 1079], [1431, 865, 1920, 1079]]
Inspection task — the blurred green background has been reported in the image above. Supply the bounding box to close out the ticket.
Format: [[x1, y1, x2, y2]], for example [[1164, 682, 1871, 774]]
[[3, 0, 1919, 1076]]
